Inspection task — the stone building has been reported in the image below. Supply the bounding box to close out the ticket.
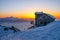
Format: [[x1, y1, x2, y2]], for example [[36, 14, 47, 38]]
[[35, 12, 55, 27]]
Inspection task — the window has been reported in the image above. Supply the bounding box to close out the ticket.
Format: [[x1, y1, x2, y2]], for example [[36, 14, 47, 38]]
[[44, 22, 46, 26], [40, 22, 43, 24]]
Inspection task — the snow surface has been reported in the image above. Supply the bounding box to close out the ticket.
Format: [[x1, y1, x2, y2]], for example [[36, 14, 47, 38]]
[[0, 22, 31, 31], [0, 21, 60, 40], [35, 12, 43, 14]]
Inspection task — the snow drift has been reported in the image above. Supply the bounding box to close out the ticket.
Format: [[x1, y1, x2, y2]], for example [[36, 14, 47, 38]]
[[0, 21, 60, 40]]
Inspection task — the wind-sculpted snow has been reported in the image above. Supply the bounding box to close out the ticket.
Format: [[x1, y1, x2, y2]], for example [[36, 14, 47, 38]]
[[0, 21, 60, 40], [0, 22, 31, 31]]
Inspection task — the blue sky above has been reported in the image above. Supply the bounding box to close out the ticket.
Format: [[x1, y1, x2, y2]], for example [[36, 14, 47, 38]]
[[0, 0, 60, 12]]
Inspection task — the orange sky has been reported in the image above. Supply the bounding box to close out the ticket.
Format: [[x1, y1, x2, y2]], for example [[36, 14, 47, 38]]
[[43, 11, 60, 19], [0, 11, 60, 19]]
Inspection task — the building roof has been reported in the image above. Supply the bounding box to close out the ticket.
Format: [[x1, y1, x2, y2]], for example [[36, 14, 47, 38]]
[[35, 12, 43, 15]]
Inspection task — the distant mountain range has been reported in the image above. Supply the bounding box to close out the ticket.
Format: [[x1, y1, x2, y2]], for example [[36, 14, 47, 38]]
[[0, 16, 28, 23]]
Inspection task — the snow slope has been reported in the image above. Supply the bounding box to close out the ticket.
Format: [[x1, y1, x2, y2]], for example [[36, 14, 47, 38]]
[[0, 22, 31, 31], [0, 21, 60, 40]]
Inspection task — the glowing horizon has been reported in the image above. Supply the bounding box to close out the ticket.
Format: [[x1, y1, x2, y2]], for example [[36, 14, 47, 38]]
[[0, 0, 60, 19], [0, 11, 60, 19]]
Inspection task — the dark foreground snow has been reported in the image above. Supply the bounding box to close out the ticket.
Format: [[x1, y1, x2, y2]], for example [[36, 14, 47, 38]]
[[0, 21, 60, 40]]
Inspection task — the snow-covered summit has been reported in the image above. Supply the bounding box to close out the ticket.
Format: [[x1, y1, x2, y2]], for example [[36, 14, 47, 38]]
[[0, 21, 60, 40]]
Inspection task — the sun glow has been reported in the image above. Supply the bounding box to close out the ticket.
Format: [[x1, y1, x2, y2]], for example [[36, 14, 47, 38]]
[[0, 11, 60, 19]]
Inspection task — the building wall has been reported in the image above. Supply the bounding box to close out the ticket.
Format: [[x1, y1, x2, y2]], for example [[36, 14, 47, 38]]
[[35, 12, 43, 27]]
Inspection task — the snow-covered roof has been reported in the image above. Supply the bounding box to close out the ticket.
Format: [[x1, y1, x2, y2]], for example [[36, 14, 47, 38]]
[[47, 14, 55, 19], [35, 12, 43, 14]]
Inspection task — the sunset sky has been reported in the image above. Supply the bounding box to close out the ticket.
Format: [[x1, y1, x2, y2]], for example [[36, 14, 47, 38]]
[[0, 0, 60, 19]]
